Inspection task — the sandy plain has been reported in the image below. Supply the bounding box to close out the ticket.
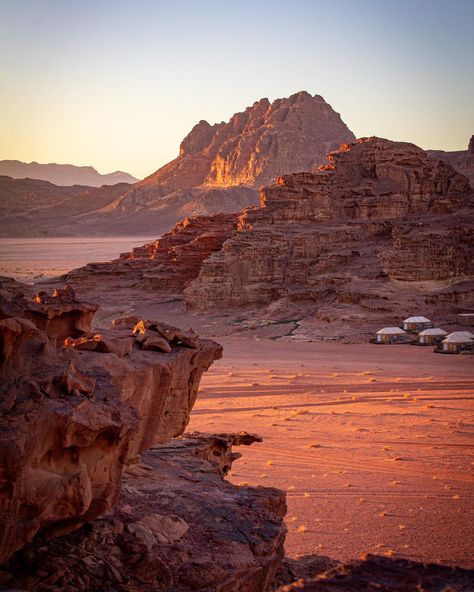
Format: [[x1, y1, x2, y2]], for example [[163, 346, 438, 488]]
[[188, 338, 474, 568]]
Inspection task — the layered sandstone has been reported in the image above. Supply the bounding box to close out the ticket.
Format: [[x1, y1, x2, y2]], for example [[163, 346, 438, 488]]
[[62, 213, 239, 293], [185, 138, 474, 317], [0, 283, 222, 564], [2, 433, 286, 592]]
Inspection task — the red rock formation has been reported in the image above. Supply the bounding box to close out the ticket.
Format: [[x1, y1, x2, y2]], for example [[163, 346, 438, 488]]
[[185, 138, 474, 318], [2, 434, 286, 592], [124, 213, 239, 291], [136, 91, 354, 192], [380, 217, 474, 281], [0, 285, 222, 564], [24, 285, 98, 345], [63, 213, 239, 293]]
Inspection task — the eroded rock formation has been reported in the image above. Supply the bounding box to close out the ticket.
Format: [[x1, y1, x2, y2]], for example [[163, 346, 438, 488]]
[[0, 283, 222, 564], [133, 91, 354, 193], [185, 138, 474, 322], [2, 434, 286, 592], [63, 213, 239, 294]]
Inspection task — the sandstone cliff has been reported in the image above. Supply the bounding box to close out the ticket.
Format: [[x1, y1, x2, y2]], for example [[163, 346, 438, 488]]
[[3, 433, 286, 592], [0, 279, 289, 590], [0, 281, 223, 564], [184, 138, 474, 328], [61, 213, 239, 294]]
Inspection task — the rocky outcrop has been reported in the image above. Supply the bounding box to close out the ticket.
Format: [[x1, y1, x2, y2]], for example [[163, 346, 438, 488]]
[[62, 213, 239, 293], [276, 554, 474, 591], [427, 135, 474, 186], [25, 285, 98, 345], [123, 213, 239, 292], [2, 434, 286, 592], [185, 138, 474, 316], [133, 91, 354, 193], [0, 285, 222, 564]]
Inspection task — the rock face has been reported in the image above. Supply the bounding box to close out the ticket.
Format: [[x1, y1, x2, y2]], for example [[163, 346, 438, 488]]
[[185, 138, 474, 318], [109, 92, 354, 228], [3, 434, 286, 592], [0, 282, 222, 564], [0, 160, 139, 187], [62, 213, 239, 293], [276, 554, 474, 591], [427, 135, 474, 186], [136, 91, 355, 192]]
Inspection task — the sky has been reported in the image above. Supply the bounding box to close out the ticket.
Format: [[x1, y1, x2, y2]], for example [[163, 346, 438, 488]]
[[0, 0, 473, 179]]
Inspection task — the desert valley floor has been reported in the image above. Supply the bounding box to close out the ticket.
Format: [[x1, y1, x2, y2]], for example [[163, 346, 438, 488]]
[[189, 338, 474, 568]]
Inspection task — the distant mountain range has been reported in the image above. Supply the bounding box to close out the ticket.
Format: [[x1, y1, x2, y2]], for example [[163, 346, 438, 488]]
[[427, 135, 474, 186], [0, 160, 139, 187]]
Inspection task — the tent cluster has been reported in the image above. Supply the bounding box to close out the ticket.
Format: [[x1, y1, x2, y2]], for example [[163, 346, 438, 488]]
[[374, 316, 474, 354]]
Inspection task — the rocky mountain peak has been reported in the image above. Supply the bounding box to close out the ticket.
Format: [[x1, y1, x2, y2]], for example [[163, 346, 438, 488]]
[[137, 91, 355, 193]]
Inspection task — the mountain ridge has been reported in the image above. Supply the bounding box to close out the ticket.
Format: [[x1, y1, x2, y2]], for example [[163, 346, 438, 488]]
[[0, 160, 139, 187]]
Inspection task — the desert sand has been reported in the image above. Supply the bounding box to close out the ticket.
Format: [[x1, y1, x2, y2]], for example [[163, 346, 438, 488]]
[[188, 338, 474, 568]]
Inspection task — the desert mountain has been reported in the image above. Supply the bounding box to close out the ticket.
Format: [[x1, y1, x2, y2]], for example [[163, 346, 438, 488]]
[[0, 160, 139, 187], [110, 91, 355, 219], [1, 92, 355, 237], [427, 135, 474, 186]]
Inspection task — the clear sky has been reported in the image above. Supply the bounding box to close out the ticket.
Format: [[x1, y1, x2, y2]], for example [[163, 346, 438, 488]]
[[0, 0, 473, 179]]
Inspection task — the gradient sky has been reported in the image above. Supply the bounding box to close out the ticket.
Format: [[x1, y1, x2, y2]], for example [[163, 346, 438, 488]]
[[0, 0, 473, 179]]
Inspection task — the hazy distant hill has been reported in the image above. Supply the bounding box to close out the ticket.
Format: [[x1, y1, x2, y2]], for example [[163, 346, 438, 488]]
[[0, 176, 133, 237], [0, 160, 139, 187], [427, 135, 474, 186]]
